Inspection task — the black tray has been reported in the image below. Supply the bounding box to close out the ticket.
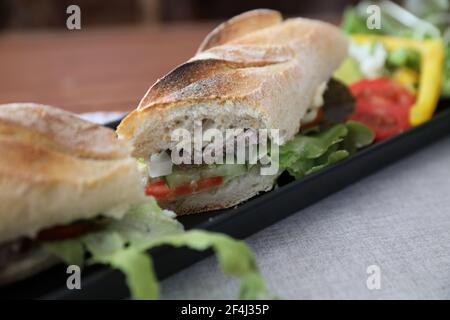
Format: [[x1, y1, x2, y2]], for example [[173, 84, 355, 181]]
[[2, 100, 450, 299]]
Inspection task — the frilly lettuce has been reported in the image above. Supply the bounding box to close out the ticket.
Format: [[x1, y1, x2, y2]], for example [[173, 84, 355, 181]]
[[279, 121, 374, 179], [44, 198, 269, 300]]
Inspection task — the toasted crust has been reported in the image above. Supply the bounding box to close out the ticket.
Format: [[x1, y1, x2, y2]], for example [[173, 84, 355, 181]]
[[197, 9, 283, 52], [0, 103, 130, 160], [117, 10, 348, 157], [116, 10, 348, 214], [0, 103, 145, 244]]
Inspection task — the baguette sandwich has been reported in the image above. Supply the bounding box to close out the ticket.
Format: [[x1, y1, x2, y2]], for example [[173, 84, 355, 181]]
[[0, 103, 269, 300], [117, 9, 349, 215], [0, 103, 145, 284]]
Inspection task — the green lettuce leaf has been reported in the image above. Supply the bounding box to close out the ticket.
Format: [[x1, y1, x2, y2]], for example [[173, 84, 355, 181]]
[[341, 6, 382, 35], [100, 247, 159, 300], [107, 198, 184, 244], [387, 47, 421, 71], [341, 120, 376, 155], [87, 230, 269, 300], [44, 199, 269, 300], [45, 239, 85, 267], [279, 124, 348, 170], [279, 122, 374, 179], [306, 149, 350, 176], [443, 45, 450, 96]]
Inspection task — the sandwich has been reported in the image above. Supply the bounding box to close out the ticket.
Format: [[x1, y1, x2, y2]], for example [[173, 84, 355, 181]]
[[117, 9, 350, 214], [0, 103, 145, 284], [0, 103, 267, 300]]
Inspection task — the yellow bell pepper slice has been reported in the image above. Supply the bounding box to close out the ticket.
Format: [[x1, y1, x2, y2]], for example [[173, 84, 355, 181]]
[[351, 35, 444, 126]]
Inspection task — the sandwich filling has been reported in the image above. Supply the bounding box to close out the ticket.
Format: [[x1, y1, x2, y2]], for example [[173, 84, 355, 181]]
[[0, 199, 270, 300], [138, 82, 323, 201], [140, 79, 374, 202]]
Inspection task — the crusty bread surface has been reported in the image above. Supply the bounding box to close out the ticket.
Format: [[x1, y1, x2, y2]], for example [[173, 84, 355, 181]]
[[117, 9, 348, 158], [0, 103, 145, 244], [116, 9, 348, 214]]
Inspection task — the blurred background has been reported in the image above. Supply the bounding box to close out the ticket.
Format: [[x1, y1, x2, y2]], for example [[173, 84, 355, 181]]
[[0, 0, 448, 113], [0, 0, 360, 30], [0, 0, 360, 112]]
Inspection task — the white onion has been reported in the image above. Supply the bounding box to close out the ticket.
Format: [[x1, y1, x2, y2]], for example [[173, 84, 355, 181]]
[[148, 151, 173, 178]]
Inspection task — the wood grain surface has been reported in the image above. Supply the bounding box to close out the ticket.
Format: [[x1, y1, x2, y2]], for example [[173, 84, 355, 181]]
[[0, 24, 214, 113]]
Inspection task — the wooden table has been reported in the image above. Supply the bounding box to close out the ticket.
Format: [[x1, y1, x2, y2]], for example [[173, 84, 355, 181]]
[[0, 24, 214, 113]]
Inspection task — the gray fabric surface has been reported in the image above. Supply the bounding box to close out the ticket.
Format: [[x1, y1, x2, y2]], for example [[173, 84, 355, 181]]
[[161, 134, 450, 300]]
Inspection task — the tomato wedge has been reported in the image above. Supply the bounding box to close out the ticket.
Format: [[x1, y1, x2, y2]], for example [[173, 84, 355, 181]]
[[348, 78, 415, 141], [145, 176, 223, 201]]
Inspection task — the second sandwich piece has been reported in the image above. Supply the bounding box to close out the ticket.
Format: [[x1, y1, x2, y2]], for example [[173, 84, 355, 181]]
[[117, 9, 348, 214]]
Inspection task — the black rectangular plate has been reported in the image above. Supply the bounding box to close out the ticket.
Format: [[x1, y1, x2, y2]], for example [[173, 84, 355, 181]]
[[2, 100, 450, 299]]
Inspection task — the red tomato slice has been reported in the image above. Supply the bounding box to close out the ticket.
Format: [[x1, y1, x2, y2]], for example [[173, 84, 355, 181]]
[[196, 176, 223, 192], [348, 78, 415, 141], [173, 183, 195, 197], [145, 180, 173, 201], [145, 176, 223, 201]]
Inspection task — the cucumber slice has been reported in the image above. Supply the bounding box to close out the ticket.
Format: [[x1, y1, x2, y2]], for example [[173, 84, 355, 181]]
[[205, 164, 247, 177], [165, 172, 198, 189], [164, 164, 247, 188]]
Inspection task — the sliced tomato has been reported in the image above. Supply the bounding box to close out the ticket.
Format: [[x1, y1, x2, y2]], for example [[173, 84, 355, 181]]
[[348, 78, 415, 141], [173, 183, 194, 197], [196, 176, 223, 192], [145, 176, 223, 201], [145, 179, 173, 200]]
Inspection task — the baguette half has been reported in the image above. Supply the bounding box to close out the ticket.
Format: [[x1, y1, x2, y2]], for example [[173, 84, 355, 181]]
[[0, 103, 145, 244], [117, 10, 348, 214], [161, 167, 278, 215]]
